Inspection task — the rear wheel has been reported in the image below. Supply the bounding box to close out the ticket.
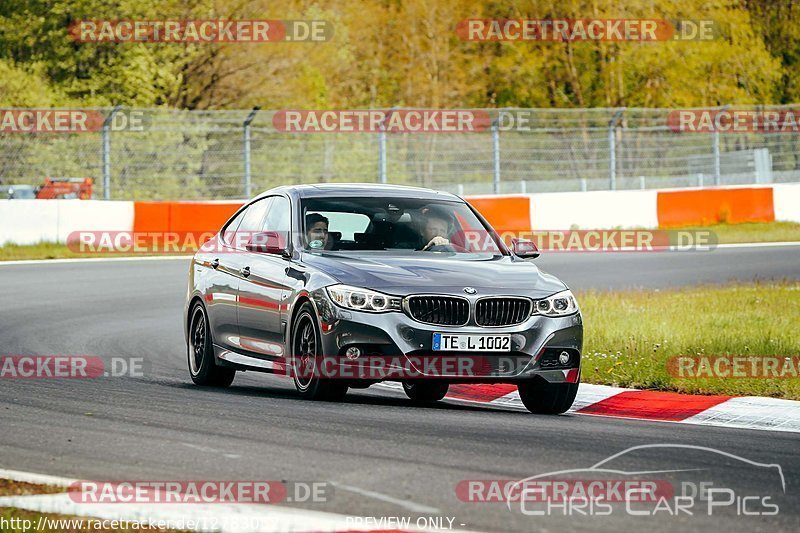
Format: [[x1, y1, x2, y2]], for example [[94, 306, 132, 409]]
[[188, 302, 235, 387], [518, 377, 578, 414], [291, 303, 348, 401], [402, 380, 449, 403]]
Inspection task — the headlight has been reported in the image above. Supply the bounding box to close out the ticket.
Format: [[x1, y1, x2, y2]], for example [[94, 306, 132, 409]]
[[532, 289, 579, 317], [326, 284, 402, 313]]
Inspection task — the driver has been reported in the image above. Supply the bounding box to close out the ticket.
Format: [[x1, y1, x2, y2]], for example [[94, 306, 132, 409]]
[[305, 213, 330, 250], [418, 206, 452, 251]]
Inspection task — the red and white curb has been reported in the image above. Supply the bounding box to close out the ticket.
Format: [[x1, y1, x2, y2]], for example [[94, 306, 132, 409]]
[[0, 469, 475, 533], [379, 382, 800, 433]]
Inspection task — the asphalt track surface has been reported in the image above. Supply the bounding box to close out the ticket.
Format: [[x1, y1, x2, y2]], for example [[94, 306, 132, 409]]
[[1, 247, 798, 532]]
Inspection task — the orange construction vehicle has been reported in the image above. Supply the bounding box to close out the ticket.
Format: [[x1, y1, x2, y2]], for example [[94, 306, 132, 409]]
[[35, 177, 94, 199]]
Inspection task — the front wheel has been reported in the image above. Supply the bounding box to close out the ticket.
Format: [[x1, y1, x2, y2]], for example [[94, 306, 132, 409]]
[[291, 303, 348, 401], [518, 378, 578, 414], [188, 302, 235, 387], [402, 380, 449, 403]]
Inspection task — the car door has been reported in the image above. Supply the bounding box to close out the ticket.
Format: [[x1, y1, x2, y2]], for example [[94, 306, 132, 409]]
[[204, 197, 271, 352], [236, 195, 292, 360], [201, 203, 244, 351]]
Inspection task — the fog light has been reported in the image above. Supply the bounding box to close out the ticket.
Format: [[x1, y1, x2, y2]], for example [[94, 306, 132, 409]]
[[558, 350, 571, 365], [345, 346, 361, 360]]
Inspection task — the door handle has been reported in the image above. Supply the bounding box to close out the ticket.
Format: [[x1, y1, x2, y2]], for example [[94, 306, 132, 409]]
[[240, 266, 251, 278], [210, 258, 220, 269]]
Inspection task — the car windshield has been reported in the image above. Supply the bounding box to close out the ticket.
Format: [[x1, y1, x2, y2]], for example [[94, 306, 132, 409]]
[[301, 196, 503, 254]]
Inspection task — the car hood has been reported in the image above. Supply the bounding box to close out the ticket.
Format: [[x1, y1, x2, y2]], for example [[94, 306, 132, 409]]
[[301, 251, 567, 297]]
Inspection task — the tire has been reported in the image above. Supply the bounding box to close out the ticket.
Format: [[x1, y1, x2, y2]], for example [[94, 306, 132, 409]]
[[517, 377, 578, 414], [188, 302, 235, 387], [402, 380, 449, 403], [291, 302, 348, 401]]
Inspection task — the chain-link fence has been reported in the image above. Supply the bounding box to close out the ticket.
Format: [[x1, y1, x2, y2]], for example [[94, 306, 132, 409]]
[[1, 106, 799, 200]]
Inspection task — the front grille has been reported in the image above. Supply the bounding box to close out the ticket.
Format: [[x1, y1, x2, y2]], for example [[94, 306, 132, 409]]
[[475, 297, 531, 326], [406, 296, 469, 326]]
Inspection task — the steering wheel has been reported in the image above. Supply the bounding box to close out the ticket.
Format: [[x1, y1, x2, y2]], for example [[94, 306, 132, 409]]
[[426, 242, 467, 253]]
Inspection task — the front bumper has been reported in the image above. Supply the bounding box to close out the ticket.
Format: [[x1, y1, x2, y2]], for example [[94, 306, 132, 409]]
[[309, 289, 583, 384]]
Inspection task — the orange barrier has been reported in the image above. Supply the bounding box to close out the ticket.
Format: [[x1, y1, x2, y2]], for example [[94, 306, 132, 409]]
[[656, 187, 775, 228], [132, 202, 171, 233], [130, 188, 776, 241], [133, 202, 242, 240], [131, 197, 532, 248], [466, 196, 531, 234]]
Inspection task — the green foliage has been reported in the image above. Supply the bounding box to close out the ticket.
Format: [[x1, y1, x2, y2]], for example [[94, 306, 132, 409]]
[[0, 0, 797, 109]]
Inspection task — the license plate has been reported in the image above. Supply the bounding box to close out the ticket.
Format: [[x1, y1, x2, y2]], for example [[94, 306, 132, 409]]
[[432, 333, 511, 352]]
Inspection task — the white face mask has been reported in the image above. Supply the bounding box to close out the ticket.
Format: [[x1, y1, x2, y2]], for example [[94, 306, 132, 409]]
[[309, 239, 324, 249]]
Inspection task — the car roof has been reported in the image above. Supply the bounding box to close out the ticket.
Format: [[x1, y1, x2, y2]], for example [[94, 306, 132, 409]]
[[255, 183, 461, 202]]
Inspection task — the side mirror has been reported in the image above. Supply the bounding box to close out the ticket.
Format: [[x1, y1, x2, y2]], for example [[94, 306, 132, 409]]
[[245, 231, 289, 256], [511, 238, 539, 259]]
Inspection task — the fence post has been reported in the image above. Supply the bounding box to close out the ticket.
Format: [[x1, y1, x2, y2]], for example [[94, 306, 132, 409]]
[[102, 105, 121, 200], [608, 108, 625, 191], [712, 104, 729, 186], [639, 176, 645, 190], [378, 126, 387, 184], [243, 106, 260, 198], [492, 115, 501, 194]]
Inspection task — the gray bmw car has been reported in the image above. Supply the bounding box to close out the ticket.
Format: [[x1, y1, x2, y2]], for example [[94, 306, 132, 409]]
[[185, 184, 582, 414]]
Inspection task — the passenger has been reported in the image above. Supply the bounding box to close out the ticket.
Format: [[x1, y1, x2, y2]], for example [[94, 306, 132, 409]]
[[305, 213, 330, 250]]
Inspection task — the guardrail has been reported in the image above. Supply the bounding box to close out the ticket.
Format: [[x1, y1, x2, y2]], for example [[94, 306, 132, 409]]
[[2, 107, 800, 200], [2, 184, 798, 246]]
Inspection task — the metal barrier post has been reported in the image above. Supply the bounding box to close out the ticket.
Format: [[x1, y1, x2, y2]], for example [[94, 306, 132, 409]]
[[378, 126, 387, 183], [713, 105, 730, 186], [243, 106, 260, 198], [608, 108, 625, 190], [492, 117, 501, 194], [102, 105, 121, 200]]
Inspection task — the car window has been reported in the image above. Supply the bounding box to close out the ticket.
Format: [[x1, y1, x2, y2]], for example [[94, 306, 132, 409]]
[[309, 212, 371, 241], [262, 196, 291, 233], [239, 198, 272, 232], [300, 197, 503, 255], [220, 207, 247, 246], [228, 197, 272, 249]]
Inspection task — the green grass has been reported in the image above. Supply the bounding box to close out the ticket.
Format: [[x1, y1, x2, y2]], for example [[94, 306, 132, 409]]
[[671, 221, 800, 244], [578, 281, 800, 399], [0, 242, 190, 261], [0, 480, 183, 532], [0, 507, 184, 532]]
